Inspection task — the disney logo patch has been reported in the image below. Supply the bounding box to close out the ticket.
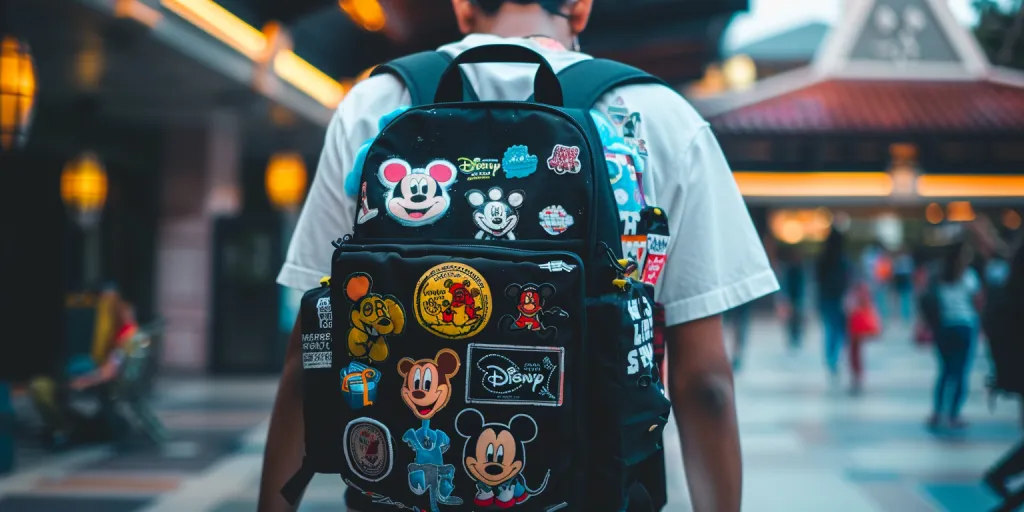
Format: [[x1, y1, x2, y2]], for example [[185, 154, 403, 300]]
[[457, 157, 502, 181], [465, 344, 564, 407]]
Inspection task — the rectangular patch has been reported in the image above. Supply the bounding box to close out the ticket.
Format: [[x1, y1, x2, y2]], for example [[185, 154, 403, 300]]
[[301, 332, 332, 369], [465, 344, 565, 407]]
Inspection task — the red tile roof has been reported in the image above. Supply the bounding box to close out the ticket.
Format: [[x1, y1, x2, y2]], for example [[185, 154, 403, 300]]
[[708, 80, 1024, 135]]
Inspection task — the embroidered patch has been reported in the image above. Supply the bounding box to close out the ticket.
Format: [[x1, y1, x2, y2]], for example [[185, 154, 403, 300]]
[[626, 294, 656, 378], [378, 158, 457, 227], [502, 145, 538, 179], [546, 145, 582, 175], [344, 418, 394, 482], [397, 348, 462, 420], [538, 205, 574, 236], [621, 235, 648, 281], [498, 283, 569, 341], [356, 182, 378, 224], [414, 263, 492, 340], [458, 157, 502, 181], [341, 361, 381, 410], [399, 349, 464, 509], [466, 187, 525, 241], [642, 234, 669, 286], [343, 273, 406, 363], [455, 409, 552, 507], [465, 344, 565, 407], [538, 260, 576, 273]]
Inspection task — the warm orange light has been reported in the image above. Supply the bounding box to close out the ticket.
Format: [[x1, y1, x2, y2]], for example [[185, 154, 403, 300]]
[[733, 172, 894, 197], [925, 203, 944, 224], [723, 54, 757, 90], [1004, 209, 1022, 230], [356, 65, 377, 83], [266, 152, 308, 211], [0, 36, 37, 151], [61, 152, 108, 215], [161, 0, 266, 59], [946, 201, 975, 223], [273, 51, 346, 108], [917, 175, 1024, 198], [114, 0, 163, 27], [339, 0, 387, 32], [162, 0, 347, 108]]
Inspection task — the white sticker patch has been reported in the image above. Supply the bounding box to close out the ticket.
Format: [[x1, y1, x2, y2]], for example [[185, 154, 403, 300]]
[[539, 261, 576, 273]]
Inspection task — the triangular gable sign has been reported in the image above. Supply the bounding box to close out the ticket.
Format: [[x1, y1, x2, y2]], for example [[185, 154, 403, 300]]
[[814, 0, 990, 80]]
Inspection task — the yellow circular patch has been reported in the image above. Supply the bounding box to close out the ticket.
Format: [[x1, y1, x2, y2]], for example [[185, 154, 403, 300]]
[[413, 262, 492, 340]]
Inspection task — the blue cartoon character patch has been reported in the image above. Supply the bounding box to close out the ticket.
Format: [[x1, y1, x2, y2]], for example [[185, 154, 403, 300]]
[[455, 408, 551, 508], [378, 158, 458, 227], [591, 109, 647, 236], [397, 349, 464, 511], [502, 145, 538, 179]]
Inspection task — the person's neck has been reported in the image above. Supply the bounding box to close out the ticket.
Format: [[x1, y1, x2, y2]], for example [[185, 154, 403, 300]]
[[479, 7, 572, 49]]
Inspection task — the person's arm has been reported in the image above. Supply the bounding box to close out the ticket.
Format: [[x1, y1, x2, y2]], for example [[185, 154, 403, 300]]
[[258, 318, 305, 512], [667, 314, 740, 512]]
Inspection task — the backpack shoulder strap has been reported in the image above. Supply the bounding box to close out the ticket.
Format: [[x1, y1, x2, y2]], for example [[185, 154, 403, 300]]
[[531, 58, 669, 109], [371, 51, 480, 106]]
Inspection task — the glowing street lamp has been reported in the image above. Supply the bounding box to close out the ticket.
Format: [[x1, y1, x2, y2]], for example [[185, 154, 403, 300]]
[[61, 152, 108, 226], [265, 152, 308, 213], [0, 36, 37, 151]]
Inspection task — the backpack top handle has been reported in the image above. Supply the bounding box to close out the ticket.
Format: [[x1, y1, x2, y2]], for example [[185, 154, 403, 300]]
[[434, 44, 564, 106]]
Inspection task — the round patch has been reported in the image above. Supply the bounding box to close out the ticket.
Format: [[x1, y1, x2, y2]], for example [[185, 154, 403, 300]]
[[344, 418, 394, 482], [413, 262, 492, 340]]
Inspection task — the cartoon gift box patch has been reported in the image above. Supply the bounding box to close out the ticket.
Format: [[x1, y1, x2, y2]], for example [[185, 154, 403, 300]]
[[341, 361, 381, 410]]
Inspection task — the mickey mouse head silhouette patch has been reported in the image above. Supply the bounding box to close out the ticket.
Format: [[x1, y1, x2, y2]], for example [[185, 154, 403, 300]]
[[378, 158, 458, 227]]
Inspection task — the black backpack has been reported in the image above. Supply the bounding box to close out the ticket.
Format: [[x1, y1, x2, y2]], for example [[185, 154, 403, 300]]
[[284, 44, 673, 512]]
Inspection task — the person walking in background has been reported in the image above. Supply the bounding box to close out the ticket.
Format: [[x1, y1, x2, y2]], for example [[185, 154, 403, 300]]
[[847, 283, 881, 394], [893, 247, 915, 324], [982, 236, 1024, 501], [923, 242, 982, 430], [817, 230, 851, 386], [729, 301, 753, 371], [777, 245, 807, 352]]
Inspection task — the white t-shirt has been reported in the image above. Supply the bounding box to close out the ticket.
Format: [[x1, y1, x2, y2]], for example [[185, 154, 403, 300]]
[[276, 34, 779, 327], [937, 267, 980, 327]]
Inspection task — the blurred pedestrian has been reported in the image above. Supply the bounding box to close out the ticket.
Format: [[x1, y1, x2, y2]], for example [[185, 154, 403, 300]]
[[982, 237, 1024, 499], [847, 283, 881, 394], [923, 242, 981, 430], [817, 230, 851, 385], [729, 301, 753, 371], [777, 246, 807, 352], [893, 247, 915, 324]]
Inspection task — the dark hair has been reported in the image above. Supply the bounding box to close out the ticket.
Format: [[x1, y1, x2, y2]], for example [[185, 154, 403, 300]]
[[941, 242, 971, 283], [473, 0, 568, 15]]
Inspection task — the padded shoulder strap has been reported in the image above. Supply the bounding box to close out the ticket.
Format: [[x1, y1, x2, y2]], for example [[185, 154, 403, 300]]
[[538, 58, 669, 110], [371, 51, 479, 106]]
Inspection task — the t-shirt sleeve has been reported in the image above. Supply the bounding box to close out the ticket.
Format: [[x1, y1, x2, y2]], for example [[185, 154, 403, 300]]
[[276, 75, 409, 291], [654, 125, 780, 327], [276, 112, 355, 292]]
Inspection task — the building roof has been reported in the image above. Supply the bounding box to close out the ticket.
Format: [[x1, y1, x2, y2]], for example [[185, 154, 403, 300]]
[[698, 0, 1024, 135], [729, 22, 830, 62], [711, 79, 1024, 134]]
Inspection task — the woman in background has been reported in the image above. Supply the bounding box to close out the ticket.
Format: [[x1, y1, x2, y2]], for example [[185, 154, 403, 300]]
[[817, 230, 850, 385], [927, 242, 982, 429]]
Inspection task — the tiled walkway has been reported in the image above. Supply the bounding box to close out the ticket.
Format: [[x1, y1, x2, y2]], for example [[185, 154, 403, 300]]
[[1, 318, 1019, 511]]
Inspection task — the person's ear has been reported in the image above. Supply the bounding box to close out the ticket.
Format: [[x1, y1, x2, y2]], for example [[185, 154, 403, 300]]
[[451, 0, 476, 35], [568, 0, 593, 35]]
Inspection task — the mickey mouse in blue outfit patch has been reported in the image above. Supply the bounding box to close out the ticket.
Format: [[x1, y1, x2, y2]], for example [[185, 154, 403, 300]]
[[455, 408, 550, 509]]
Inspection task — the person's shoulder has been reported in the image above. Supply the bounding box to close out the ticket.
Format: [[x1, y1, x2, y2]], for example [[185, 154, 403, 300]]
[[334, 73, 408, 126]]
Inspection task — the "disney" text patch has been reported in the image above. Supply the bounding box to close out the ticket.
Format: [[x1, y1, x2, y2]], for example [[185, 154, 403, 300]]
[[465, 344, 564, 407]]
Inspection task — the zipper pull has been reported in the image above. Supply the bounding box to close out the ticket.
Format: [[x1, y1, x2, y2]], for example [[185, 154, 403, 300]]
[[332, 234, 352, 249]]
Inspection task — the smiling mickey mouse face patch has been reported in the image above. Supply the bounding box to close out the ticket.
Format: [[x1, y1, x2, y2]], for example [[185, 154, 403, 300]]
[[377, 158, 458, 227]]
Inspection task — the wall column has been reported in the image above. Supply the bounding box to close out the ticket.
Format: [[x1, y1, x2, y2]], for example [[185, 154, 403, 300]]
[[155, 111, 241, 373]]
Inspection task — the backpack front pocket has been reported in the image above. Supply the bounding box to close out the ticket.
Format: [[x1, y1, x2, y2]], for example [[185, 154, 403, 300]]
[[584, 282, 671, 509], [328, 243, 586, 512]]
